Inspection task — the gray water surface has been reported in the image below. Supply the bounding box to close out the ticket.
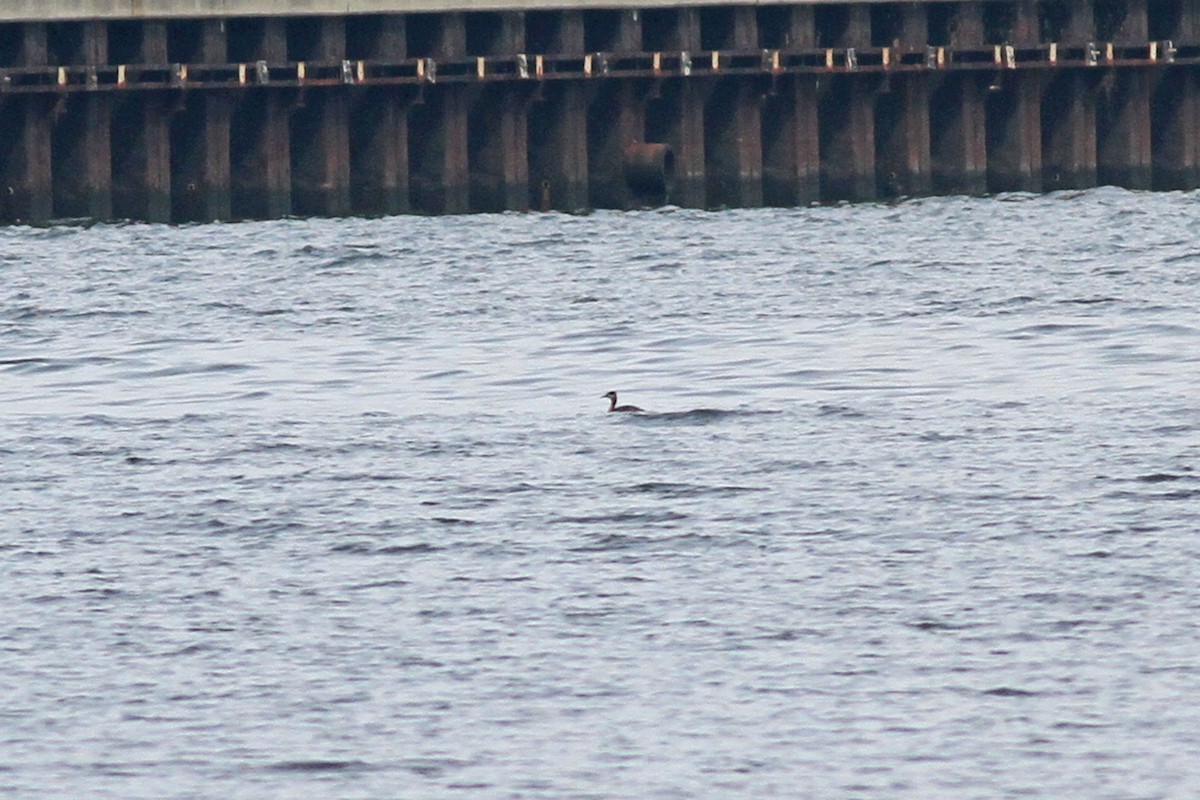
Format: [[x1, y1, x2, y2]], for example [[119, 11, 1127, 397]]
[[3, 190, 1200, 798]]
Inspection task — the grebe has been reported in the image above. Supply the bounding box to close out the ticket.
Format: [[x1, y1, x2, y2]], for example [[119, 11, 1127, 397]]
[[603, 391, 644, 413]]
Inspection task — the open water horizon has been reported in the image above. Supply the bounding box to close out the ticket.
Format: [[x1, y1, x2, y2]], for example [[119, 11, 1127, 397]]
[[3, 189, 1200, 798]]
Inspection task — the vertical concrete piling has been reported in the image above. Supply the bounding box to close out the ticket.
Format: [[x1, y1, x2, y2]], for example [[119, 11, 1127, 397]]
[[170, 20, 232, 222], [467, 12, 530, 212], [1152, 69, 1199, 190], [1042, 70, 1098, 190], [1096, 0, 1153, 188], [645, 7, 706, 207], [762, 75, 821, 207], [46, 21, 115, 221], [761, 7, 820, 206], [1, 23, 53, 223], [588, 79, 644, 208], [820, 74, 878, 201], [875, 3, 933, 198], [230, 18, 291, 219], [817, 4, 876, 200], [409, 12, 470, 214], [1042, 0, 1098, 190], [1156, 0, 1200, 189], [985, 0, 1043, 192], [586, 10, 647, 209], [704, 7, 763, 208], [111, 20, 171, 222], [930, 3, 988, 195], [289, 17, 352, 217], [526, 11, 588, 211], [349, 15, 410, 215]]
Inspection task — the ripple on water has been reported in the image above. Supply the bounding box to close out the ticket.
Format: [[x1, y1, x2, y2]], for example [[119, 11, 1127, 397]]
[[3, 193, 1200, 799]]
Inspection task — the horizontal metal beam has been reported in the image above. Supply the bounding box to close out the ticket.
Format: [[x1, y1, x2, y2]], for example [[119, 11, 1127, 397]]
[[0, 42, 1186, 94], [0, 0, 967, 23]]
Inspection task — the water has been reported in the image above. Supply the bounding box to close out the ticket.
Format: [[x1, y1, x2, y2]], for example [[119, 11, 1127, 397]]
[[3, 189, 1200, 799]]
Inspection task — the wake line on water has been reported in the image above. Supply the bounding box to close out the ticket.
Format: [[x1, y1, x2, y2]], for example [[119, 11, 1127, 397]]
[[610, 408, 781, 424]]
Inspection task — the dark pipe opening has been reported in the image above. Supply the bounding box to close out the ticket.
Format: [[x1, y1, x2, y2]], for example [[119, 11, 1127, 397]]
[[623, 142, 675, 195]]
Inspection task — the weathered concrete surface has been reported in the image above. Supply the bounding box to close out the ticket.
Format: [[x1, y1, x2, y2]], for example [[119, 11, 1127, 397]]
[[0, 0, 959, 23]]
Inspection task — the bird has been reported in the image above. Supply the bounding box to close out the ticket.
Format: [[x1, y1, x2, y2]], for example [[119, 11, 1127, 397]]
[[603, 391, 644, 413]]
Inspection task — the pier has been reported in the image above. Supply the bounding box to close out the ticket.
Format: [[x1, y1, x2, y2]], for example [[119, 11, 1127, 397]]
[[1, 0, 1196, 223]]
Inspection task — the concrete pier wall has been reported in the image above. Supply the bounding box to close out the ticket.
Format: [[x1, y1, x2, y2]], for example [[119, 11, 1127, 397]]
[[0, 0, 1194, 224]]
